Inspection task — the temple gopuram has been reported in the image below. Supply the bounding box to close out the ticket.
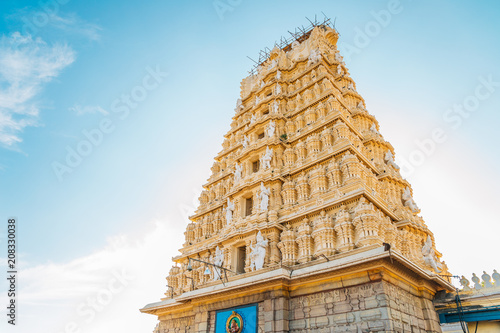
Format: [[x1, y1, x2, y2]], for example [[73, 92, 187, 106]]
[[141, 21, 455, 333]]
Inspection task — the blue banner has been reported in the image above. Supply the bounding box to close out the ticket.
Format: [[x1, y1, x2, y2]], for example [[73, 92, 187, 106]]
[[215, 304, 258, 333]]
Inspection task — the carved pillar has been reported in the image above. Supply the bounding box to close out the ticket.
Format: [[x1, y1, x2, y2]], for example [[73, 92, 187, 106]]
[[277, 227, 298, 266], [284, 147, 296, 167], [334, 208, 354, 252], [245, 239, 252, 272], [184, 223, 195, 246], [281, 179, 296, 207], [167, 266, 180, 296], [320, 126, 333, 147], [274, 146, 284, 169], [352, 198, 382, 247], [286, 120, 296, 137], [268, 229, 281, 265], [310, 164, 328, 197], [311, 210, 336, 257], [383, 217, 397, 249], [223, 248, 232, 274], [400, 229, 410, 258], [296, 172, 310, 202], [306, 133, 321, 154], [333, 120, 350, 145], [340, 153, 361, 185], [194, 224, 202, 243], [304, 107, 317, 124], [295, 113, 305, 129], [327, 159, 342, 189], [296, 219, 314, 263], [213, 212, 222, 233], [296, 140, 307, 161], [271, 182, 282, 210]]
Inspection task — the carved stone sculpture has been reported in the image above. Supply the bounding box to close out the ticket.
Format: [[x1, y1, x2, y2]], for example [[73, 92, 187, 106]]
[[233, 163, 242, 183], [308, 48, 321, 65], [259, 182, 270, 211], [402, 187, 419, 213], [271, 101, 279, 114], [260, 146, 273, 170], [384, 150, 400, 170], [249, 231, 268, 270], [275, 83, 281, 95], [370, 124, 380, 135], [266, 120, 276, 138], [250, 113, 256, 124], [422, 235, 442, 273], [212, 246, 224, 280], [225, 198, 234, 224], [235, 98, 243, 112]]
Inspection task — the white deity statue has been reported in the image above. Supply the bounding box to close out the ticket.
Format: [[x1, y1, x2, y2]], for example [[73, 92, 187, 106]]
[[260, 146, 273, 170], [249, 231, 268, 271], [250, 114, 256, 124], [308, 48, 321, 65], [422, 236, 442, 273], [335, 52, 342, 62], [255, 96, 260, 106], [260, 80, 265, 88], [337, 64, 342, 75], [225, 198, 234, 224], [384, 150, 400, 170], [266, 121, 276, 138], [402, 187, 420, 213], [276, 69, 281, 80], [275, 83, 281, 95], [258, 182, 270, 211], [234, 98, 243, 113], [357, 101, 366, 110], [242, 135, 249, 148], [370, 123, 380, 135], [233, 163, 242, 183], [271, 101, 279, 114], [347, 82, 355, 91], [212, 246, 224, 280]]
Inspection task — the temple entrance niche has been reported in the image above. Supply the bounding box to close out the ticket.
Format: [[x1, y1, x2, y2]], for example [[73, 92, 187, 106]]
[[235, 246, 246, 274]]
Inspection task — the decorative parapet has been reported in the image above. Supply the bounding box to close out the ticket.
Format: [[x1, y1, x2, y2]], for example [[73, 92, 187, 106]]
[[435, 270, 500, 327], [459, 270, 500, 291]]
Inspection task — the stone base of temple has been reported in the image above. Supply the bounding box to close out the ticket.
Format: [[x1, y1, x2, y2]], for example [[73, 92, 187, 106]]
[[141, 246, 452, 333]]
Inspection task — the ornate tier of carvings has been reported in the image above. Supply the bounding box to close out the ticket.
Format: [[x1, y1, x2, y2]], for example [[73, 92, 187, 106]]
[[164, 25, 447, 297]]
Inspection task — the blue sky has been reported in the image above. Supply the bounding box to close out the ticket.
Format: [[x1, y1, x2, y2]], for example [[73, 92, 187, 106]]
[[0, 0, 499, 332]]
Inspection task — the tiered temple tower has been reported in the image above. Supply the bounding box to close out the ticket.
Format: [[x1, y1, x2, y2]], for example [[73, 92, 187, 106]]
[[141, 23, 454, 333]]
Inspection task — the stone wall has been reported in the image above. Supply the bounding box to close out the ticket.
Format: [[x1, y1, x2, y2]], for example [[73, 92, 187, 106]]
[[287, 281, 441, 333]]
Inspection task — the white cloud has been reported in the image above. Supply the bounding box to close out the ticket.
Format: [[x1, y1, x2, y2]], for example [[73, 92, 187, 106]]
[[69, 103, 109, 116], [0, 32, 75, 147], [0, 220, 185, 333], [42, 11, 102, 41], [7, 9, 102, 42]]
